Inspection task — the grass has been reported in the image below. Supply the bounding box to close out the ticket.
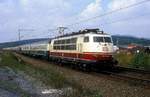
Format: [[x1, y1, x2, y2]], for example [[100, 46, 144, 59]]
[[0, 52, 67, 88], [114, 52, 133, 66], [0, 52, 103, 97], [115, 52, 150, 70], [129, 52, 150, 70]]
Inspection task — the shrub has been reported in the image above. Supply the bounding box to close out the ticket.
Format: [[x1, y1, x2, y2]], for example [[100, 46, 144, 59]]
[[130, 52, 150, 70], [114, 53, 133, 66]]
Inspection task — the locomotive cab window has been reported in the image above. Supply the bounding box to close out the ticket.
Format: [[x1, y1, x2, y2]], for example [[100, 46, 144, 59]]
[[84, 37, 89, 42], [93, 37, 112, 43], [104, 37, 112, 43], [94, 37, 103, 42]]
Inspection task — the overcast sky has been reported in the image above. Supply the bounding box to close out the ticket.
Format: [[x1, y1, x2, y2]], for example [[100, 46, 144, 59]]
[[0, 0, 150, 43]]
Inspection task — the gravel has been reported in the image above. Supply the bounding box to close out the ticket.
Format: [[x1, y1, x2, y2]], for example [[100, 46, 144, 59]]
[[0, 88, 19, 97], [0, 66, 63, 97]]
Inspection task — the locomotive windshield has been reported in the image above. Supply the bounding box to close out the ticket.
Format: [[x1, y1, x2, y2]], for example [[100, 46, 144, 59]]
[[93, 37, 112, 43], [104, 37, 112, 43]]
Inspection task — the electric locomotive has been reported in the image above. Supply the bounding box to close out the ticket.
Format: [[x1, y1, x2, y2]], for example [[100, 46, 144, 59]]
[[49, 29, 117, 69]]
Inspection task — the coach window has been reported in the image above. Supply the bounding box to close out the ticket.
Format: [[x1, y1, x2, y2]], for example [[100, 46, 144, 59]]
[[54, 41, 57, 44], [58, 40, 61, 44], [58, 46, 61, 50], [62, 40, 65, 44], [84, 36, 89, 42], [66, 39, 71, 44], [70, 45, 76, 50], [71, 38, 77, 43], [53, 46, 56, 50], [61, 45, 65, 50]]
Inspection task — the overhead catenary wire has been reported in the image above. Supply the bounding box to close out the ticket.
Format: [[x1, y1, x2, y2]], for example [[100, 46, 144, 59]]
[[23, 12, 150, 40], [89, 12, 150, 28], [17, 0, 150, 40], [22, 28, 58, 39], [66, 0, 150, 27], [24, 27, 71, 39]]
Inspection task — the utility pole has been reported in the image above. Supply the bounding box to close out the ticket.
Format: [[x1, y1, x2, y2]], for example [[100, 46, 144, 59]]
[[18, 29, 34, 41], [116, 38, 119, 46], [18, 29, 21, 41]]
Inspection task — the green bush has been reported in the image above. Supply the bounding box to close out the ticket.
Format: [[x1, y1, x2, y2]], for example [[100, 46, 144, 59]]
[[115, 52, 150, 70], [130, 52, 150, 70], [114, 53, 133, 66]]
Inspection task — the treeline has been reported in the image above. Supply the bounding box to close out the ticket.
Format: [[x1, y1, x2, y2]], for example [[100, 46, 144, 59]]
[[0, 35, 150, 49], [112, 35, 150, 46]]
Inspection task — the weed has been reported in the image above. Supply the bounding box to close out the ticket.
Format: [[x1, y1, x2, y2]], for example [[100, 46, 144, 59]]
[[115, 52, 150, 70], [130, 52, 150, 70], [114, 53, 133, 66]]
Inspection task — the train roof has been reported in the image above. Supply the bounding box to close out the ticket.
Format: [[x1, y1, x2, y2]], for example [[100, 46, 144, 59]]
[[19, 39, 51, 47], [55, 29, 108, 39], [32, 39, 51, 44]]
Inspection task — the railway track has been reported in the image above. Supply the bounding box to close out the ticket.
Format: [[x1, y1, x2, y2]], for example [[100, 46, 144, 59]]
[[54, 61, 150, 86], [115, 66, 150, 74], [15, 53, 150, 86], [95, 66, 150, 86]]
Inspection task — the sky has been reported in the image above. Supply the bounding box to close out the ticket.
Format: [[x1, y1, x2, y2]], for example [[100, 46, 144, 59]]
[[0, 0, 150, 43]]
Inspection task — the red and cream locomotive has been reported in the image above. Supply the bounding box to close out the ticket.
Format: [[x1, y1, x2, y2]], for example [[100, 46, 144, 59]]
[[50, 29, 117, 69]]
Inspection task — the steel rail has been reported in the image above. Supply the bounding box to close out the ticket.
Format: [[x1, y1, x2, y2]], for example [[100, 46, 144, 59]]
[[115, 66, 150, 74]]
